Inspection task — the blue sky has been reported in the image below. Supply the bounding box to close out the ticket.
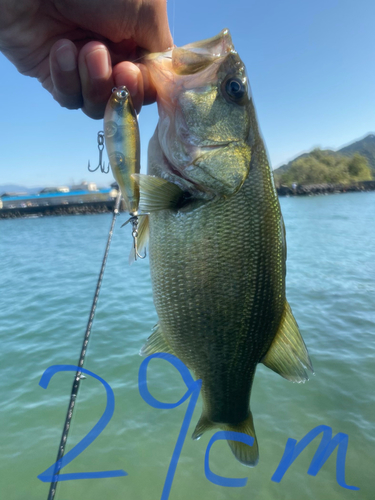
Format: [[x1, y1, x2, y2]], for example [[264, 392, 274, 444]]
[[0, 0, 374, 188]]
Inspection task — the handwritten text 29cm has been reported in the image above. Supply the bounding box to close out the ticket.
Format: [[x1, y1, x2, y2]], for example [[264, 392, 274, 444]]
[[38, 354, 359, 498]]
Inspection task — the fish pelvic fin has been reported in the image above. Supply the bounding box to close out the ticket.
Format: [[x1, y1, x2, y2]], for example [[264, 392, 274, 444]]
[[262, 300, 314, 382], [132, 174, 184, 212], [140, 323, 175, 357], [192, 412, 259, 467]]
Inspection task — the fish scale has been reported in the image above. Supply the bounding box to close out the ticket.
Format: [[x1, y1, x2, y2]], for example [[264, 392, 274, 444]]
[[148, 145, 284, 414]]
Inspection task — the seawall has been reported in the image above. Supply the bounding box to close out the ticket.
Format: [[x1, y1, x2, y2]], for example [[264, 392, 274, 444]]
[[0, 200, 125, 219]]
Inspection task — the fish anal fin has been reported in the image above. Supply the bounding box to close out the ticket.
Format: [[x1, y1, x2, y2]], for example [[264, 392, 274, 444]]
[[192, 414, 216, 440], [192, 412, 259, 468], [262, 301, 314, 383], [132, 174, 184, 212], [140, 323, 175, 357]]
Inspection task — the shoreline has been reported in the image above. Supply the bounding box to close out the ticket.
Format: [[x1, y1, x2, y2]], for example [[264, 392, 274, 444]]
[[1, 182, 375, 219], [276, 180, 375, 196]]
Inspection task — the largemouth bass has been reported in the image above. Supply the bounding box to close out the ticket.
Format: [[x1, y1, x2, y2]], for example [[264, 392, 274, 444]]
[[136, 29, 313, 467]]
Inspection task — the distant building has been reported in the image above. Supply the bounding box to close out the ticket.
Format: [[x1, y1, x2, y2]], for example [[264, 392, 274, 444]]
[[0, 186, 114, 210], [39, 186, 70, 194], [70, 181, 98, 192], [1, 192, 28, 197]]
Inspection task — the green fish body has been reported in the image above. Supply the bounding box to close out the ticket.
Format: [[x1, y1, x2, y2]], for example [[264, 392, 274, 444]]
[[136, 29, 313, 467]]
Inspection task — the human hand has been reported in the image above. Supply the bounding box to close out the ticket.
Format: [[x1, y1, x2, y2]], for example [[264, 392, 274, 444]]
[[0, 0, 172, 118]]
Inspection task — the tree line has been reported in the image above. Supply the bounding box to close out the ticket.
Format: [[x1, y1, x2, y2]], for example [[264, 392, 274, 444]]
[[274, 149, 373, 187]]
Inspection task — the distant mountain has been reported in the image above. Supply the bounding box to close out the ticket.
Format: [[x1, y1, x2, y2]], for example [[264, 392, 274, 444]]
[[274, 134, 375, 178], [338, 134, 375, 171], [0, 184, 44, 195], [0, 183, 113, 197]]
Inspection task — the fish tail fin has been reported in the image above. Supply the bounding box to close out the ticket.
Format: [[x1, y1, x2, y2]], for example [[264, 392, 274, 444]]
[[192, 411, 259, 467], [222, 412, 259, 467]]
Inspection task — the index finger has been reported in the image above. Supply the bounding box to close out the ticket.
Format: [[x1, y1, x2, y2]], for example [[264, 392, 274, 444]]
[[132, 0, 173, 52]]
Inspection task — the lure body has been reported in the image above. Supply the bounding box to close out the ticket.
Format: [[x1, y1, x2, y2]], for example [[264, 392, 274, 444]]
[[104, 87, 140, 214]]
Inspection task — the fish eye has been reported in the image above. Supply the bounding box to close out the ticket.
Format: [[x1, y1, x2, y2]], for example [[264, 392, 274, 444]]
[[116, 88, 129, 100], [224, 77, 246, 102]]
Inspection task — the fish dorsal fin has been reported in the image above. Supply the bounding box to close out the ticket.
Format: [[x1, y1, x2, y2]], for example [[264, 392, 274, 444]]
[[140, 323, 175, 357], [129, 214, 149, 264], [132, 174, 184, 212], [262, 301, 314, 383]]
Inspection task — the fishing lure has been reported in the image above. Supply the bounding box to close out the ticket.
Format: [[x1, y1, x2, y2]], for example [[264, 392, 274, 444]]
[[103, 86, 146, 260], [104, 86, 140, 215]]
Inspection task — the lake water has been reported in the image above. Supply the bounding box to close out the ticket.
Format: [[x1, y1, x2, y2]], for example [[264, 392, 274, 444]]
[[0, 192, 374, 500]]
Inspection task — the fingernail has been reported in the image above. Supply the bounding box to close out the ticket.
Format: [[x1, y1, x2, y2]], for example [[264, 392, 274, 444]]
[[86, 48, 110, 79], [116, 68, 138, 97], [55, 43, 77, 72]]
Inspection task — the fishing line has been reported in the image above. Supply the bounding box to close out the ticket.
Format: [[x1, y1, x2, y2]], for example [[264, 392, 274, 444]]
[[171, 0, 176, 43], [47, 192, 122, 500]]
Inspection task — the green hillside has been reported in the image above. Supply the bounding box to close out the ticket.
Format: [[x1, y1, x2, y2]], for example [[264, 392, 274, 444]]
[[273, 134, 375, 186], [339, 134, 375, 171]]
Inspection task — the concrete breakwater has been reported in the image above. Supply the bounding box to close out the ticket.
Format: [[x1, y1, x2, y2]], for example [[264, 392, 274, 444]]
[[0, 184, 125, 219], [0, 199, 126, 219], [277, 180, 375, 196]]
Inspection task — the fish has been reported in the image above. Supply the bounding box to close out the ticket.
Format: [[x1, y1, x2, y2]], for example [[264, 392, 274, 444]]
[[135, 29, 313, 467], [104, 86, 140, 215]]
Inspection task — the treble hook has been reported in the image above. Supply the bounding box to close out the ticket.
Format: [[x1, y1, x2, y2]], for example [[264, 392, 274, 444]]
[[87, 131, 109, 173], [122, 214, 148, 260]]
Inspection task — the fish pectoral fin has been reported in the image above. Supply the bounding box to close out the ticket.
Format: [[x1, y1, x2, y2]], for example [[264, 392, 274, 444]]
[[140, 323, 175, 356], [129, 214, 149, 264], [261, 301, 314, 383], [192, 412, 259, 467], [132, 174, 184, 212]]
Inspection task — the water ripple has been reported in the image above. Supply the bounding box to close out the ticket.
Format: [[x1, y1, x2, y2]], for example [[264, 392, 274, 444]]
[[1, 194, 374, 500]]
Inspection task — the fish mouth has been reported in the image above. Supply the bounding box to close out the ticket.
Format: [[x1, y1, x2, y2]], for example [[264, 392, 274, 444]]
[[171, 29, 234, 75], [199, 142, 232, 151], [145, 28, 235, 80], [160, 151, 204, 193], [160, 142, 236, 198], [145, 28, 234, 58], [145, 30, 246, 198], [177, 28, 233, 52]]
